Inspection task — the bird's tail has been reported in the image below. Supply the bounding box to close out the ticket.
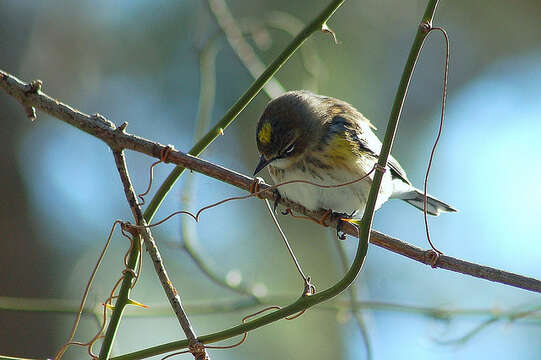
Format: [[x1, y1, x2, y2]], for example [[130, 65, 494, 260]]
[[396, 188, 457, 216]]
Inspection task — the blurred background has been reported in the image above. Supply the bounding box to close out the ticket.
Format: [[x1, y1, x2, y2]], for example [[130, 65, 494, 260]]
[[1, 0, 540, 359]]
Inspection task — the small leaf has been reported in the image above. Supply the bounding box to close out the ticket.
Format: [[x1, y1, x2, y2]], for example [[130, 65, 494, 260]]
[[127, 298, 148, 308]]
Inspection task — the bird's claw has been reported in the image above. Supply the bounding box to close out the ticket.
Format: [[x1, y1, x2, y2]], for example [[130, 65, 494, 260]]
[[331, 210, 357, 240], [272, 188, 282, 214], [336, 219, 347, 240]]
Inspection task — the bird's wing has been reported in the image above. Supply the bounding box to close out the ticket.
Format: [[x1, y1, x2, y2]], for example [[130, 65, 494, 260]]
[[321, 95, 377, 130], [330, 114, 412, 185], [387, 155, 411, 185]]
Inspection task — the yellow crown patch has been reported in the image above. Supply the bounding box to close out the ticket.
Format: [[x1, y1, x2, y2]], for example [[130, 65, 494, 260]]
[[258, 122, 272, 144]]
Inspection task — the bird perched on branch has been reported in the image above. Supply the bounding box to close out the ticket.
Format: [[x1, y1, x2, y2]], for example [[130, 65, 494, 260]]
[[253, 90, 456, 226]]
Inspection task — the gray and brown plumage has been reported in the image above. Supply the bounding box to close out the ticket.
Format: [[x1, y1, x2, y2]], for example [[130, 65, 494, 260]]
[[254, 90, 456, 217]]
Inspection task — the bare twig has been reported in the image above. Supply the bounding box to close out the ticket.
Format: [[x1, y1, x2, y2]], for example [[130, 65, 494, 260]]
[[2, 295, 540, 323], [263, 11, 328, 91], [108, 148, 209, 360], [180, 36, 257, 298], [423, 25, 451, 255], [207, 0, 284, 98], [263, 198, 311, 287], [435, 318, 498, 345], [54, 220, 122, 360], [1, 69, 540, 294]]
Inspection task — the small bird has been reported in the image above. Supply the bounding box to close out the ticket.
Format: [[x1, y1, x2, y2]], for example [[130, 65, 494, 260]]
[[253, 90, 456, 221]]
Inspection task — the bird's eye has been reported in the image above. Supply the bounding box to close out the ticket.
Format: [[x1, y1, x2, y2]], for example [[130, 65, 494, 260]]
[[284, 143, 295, 155]]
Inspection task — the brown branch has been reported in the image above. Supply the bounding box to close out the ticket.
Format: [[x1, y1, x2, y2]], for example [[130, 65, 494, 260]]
[[111, 148, 209, 360], [1, 69, 540, 294]]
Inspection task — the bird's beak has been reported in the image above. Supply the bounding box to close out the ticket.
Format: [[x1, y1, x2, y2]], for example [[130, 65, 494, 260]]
[[253, 155, 272, 176]]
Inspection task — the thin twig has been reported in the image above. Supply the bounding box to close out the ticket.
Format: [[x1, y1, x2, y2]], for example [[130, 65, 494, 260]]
[[260, 11, 328, 90], [423, 25, 450, 254], [180, 36, 256, 298], [2, 295, 540, 323], [1, 69, 540, 294], [435, 318, 498, 345], [207, 0, 284, 98], [54, 220, 122, 360], [107, 148, 209, 360], [263, 198, 310, 285]]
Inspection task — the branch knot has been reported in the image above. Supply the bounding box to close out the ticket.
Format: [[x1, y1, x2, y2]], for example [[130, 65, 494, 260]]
[[189, 341, 208, 360], [26, 80, 42, 94], [91, 113, 115, 128], [419, 21, 432, 33], [424, 249, 440, 268]]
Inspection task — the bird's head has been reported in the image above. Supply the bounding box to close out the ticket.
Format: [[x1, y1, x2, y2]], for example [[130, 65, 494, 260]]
[[254, 91, 323, 175]]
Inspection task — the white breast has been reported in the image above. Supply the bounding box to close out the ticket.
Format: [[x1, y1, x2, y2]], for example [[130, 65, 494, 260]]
[[268, 157, 394, 217]]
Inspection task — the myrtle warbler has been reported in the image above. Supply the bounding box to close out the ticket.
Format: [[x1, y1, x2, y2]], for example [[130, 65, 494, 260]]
[[253, 90, 456, 218]]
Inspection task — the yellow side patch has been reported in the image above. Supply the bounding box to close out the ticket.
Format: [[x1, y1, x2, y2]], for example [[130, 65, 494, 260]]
[[258, 122, 272, 144], [328, 134, 357, 160]]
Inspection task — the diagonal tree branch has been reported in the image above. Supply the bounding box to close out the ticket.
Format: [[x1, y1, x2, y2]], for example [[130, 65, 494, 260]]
[[1, 68, 539, 294], [107, 147, 209, 360]]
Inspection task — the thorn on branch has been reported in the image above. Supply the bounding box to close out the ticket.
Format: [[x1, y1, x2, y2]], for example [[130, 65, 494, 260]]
[[117, 121, 129, 132], [20, 79, 42, 121], [321, 23, 339, 44], [26, 79, 42, 93]]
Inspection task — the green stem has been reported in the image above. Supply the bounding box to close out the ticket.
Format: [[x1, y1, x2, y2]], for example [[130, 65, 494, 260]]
[[99, 234, 140, 359], [359, 0, 439, 241], [142, 0, 346, 224]]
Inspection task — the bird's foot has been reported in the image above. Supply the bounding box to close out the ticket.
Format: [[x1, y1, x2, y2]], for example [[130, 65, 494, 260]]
[[317, 209, 333, 227], [316, 210, 357, 240], [272, 188, 282, 214], [331, 210, 357, 240]]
